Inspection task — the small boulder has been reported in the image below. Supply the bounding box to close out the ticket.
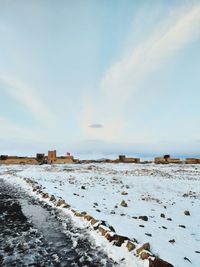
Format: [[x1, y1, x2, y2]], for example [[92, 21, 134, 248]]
[[120, 200, 128, 207], [126, 241, 136, 251], [179, 224, 186, 228], [184, 210, 190, 216], [57, 199, 66, 206], [140, 251, 151, 260], [160, 213, 165, 218], [139, 215, 148, 221], [149, 258, 174, 267], [136, 243, 150, 254], [121, 191, 128, 195]]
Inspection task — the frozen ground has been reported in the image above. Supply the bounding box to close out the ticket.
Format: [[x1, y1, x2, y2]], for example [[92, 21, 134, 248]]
[[1, 163, 200, 267], [0, 179, 119, 267]]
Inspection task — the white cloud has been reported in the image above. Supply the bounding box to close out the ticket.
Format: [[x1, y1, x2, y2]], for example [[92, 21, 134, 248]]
[[0, 75, 53, 124], [82, 3, 200, 142]]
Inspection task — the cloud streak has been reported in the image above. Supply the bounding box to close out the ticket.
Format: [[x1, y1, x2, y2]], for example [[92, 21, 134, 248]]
[[82, 3, 200, 142], [0, 75, 52, 124]]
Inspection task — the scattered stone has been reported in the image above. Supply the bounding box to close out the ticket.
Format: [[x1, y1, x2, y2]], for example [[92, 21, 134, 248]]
[[140, 251, 151, 260], [149, 257, 174, 267], [120, 213, 125, 216], [84, 214, 93, 221], [98, 226, 107, 236], [169, 239, 175, 244], [162, 226, 167, 229], [81, 186, 86, 190], [62, 204, 70, 208], [136, 242, 150, 254], [145, 233, 152, 237], [139, 225, 144, 227], [184, 257, 192, 263], [167, 218, 172, 221], [120, 200, 128, 207], [96, 209, 101, 213], [110, 211, 115, 214], [56, 199, 65, 206], [121, 191, 128, 195], [132, 216, 137, 219], [42, 193, 49, 199], [74, 211, 84, 217], [184, 210, 190, 216], [112, 235, 129, 247], [179, 224, 186, 228], [195, 251, 200, 253], [160, 213, 165, 218], [91, 218, 98, 225], [139, 215, 148, 221], [49, 195, 56, 201], [126, 241, 136, 251], [93, 202, 98, 206]]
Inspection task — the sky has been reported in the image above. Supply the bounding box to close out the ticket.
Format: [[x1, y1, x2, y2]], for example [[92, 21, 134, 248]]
[[0, 0, 200, 157]]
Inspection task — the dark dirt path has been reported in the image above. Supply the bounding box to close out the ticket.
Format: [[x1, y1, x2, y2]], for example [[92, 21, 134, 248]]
[[0, 179, 118, 267]]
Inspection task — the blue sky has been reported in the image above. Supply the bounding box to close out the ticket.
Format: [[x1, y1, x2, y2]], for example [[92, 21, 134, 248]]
[[0, 0, 200, 157]]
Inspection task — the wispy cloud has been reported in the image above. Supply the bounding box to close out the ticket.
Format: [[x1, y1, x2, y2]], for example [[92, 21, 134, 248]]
[[82, 3, 200, 141], [89, 124, 104, 128], [0, 75, 53, 124]]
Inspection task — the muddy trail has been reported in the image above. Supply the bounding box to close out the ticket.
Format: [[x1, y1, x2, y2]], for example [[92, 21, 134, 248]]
[[0, 179, 118, 267]]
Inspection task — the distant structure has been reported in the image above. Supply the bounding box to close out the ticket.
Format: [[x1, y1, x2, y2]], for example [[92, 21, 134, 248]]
[[118, 155, 140, 163], [48, 150, 57, 164], [185, 158, 200, 164], [154, 155, 182, 164]]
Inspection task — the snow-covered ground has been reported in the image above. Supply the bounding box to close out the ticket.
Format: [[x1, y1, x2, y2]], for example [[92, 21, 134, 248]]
[[1, 163, 200, 267]]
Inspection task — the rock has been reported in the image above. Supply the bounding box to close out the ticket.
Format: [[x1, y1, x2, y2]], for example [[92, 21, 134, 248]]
[[91, 218, 98, 225], [160, 213, 165, 218], [139, 215, 148, 221], [126, 241, 136, 251], [74, 211, 84, 217], [96, 209, 101, 212], [162, 226, 167, 229], [56, 199, 66, 206], [42, 193, 49, 199], [179, 224, 186, 228], [169, 239, 175, 243], [121, 191, 128, 195], [81, 186, 86, 190], [113, 235, 129, 247], [105, 232, 114, 242], [184, 257, 192, 263], [167, 218, 172, 221], [136, 243, 150, 254], [145, 233, 152, 237], [140, 251, 151, 260], [120, 200, 128, 207], [195, 251, 200, 253], [98, 226, 107, 236], [49, 195, 56, 201], [63, 204, 70, 208], [139, 225, 144, 227], [184, 210, 190, 216], [84, 214, 93, 221], [149, 258, 174, 267]]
